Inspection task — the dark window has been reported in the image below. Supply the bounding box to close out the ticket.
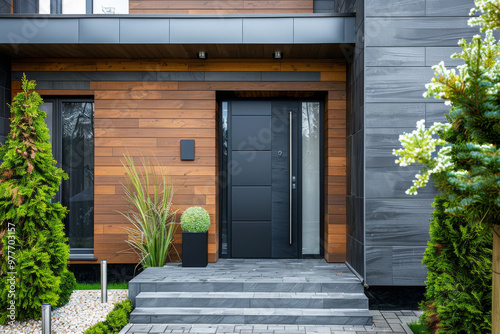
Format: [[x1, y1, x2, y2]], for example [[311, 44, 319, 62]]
[[13, 0, 38, 13], [40, 98, 94, 252]]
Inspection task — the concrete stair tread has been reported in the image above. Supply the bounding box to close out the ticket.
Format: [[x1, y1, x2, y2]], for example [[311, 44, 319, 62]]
[[131, 278, 360, 283], [128, 260, 372, 326], [135, 291, 367, 299], [132, 307, 372, 317]]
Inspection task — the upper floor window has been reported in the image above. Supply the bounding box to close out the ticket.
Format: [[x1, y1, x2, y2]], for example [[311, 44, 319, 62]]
[[12, 0, 128, 14]]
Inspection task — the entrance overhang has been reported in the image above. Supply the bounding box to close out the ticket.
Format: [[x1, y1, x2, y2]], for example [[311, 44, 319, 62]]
[[0, 14, 355, 59]]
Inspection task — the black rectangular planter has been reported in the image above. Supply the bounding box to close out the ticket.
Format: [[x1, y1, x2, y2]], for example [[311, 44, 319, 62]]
[[182, 232, 208, 267]]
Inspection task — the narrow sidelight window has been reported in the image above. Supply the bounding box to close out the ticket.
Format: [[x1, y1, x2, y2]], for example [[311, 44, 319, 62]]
[[61, 101, 94, 249], [301, 102, 321, 255], [40, 99, 94, 253]]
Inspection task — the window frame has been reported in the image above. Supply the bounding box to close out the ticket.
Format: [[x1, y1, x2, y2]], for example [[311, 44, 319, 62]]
[[41, 97, 96, 260]]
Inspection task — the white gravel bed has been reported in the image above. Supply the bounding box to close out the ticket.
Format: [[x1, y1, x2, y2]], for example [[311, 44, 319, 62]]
[[0, 289, 128, 334]]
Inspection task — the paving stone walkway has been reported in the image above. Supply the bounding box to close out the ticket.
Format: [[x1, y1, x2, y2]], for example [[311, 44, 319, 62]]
[[120, 310, 422, 334]]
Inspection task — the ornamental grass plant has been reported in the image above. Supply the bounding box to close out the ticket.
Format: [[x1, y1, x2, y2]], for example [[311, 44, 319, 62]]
[[120, 156, 178, 269]]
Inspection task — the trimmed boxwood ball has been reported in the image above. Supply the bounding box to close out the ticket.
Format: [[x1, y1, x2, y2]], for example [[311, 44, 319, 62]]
[[180, 206, 210, 233]]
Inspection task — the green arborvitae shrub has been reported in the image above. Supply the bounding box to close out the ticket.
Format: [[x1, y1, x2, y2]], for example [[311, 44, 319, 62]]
[[85, 299, 133, 334], [180, 206, 210, 233], [393, 3, 500, 332], [85, 322, 109, 334], [58, 270, 77, 307], [420, 197, 492, 333], [0, 75, 73, 324]]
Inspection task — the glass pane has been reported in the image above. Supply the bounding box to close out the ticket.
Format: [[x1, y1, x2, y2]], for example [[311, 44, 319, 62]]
[[39, 0, 50, 14], [221, 101, 229, 256], [62, 0, 86, 14], [39, 101, 53, 148], [302, 102, 320, 255], [93, 0, 129, 14], [61, 102, 94, 249]]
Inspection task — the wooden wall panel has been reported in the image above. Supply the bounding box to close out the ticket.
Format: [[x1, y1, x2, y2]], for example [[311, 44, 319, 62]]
[[129, 0, 313, 14], [12, 58, 346, 265]]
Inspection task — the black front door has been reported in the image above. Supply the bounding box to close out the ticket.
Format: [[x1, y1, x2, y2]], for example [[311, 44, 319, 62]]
[[227, 101, 299, 258]]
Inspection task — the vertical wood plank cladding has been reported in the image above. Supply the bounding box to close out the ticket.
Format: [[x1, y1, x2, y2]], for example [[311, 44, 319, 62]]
[[326, 85, 347, 262], [13, 58, 346, 264], [129, 0, 313, 14]]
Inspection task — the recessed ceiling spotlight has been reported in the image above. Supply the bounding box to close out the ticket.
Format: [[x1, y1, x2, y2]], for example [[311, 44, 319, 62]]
[[273, 51, 283, 59], [198, 51, 207, 59]]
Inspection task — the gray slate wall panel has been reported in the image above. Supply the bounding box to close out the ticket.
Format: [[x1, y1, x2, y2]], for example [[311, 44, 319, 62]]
[[425, 47, 464, 67], [365, 17, 476, 47], [365, 167, 436, 198], [343, 0, 365, 280], [365, 67, 435, 103], [170, 19, 243, 44], [365, 127, 419, 168], [243, 18, 294, 43], [426, 102, 450, 124], [352, 130, 364, 197], [365, 198, 432, 246], [365, 103, 425, 128], [392, 247, 427, 285], [366, 246, 427, 286], [426, 0, 475, 16], [347, 236, 364, 277], [119, 19, 170, 43], [362, 0, 475, 286], [347, 196, 364, 242], [79, 19, 120, 43], [366, 0, 425, 16], [351, 76, 364, 132], [366, 246, 393, 285], [366, 47, 425, 67], [347, 128, 363, 195], [341, 0, 365, 280], [0, 19, 78, 43], [351, 48, 364, 82]]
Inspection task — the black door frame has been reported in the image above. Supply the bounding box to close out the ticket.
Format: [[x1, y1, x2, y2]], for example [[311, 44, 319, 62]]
[[218, 98, 325, 259]]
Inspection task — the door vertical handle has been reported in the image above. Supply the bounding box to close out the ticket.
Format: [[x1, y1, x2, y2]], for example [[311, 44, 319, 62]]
[[289, 111, 293, 245]]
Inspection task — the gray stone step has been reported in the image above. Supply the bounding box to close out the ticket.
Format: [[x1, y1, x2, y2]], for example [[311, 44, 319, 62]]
[[128, 260, 372, 326], [130, 307, 373, 325], [129, 281, 364, 306], [135, 291, 369, 309]]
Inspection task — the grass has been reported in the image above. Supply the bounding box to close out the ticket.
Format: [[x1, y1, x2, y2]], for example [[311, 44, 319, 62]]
[[407, 320, 431, 334], [75, 282, 128, 290]]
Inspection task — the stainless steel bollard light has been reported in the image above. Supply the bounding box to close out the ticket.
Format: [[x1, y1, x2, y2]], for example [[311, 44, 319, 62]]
[[101, 259, 108, 303], [41, 303, 51, 334]]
